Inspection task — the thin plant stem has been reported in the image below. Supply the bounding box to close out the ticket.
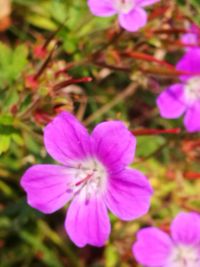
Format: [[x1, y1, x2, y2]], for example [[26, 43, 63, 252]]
[[84, 83, 138, 126]]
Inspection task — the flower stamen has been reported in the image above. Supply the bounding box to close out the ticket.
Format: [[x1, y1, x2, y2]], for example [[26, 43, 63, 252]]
[[75, 173, 94, 186], [184, 76, 200, 103], [114, 0, 135, 14], [168, 244, 200, 267]]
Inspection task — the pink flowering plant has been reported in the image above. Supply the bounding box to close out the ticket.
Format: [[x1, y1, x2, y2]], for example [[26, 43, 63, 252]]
[[157, 48, 200, 132], [1, 0, 200, 266], [133, 212, 200, 267], [21, 111, 152, 247], [87, 0, 160, 32]]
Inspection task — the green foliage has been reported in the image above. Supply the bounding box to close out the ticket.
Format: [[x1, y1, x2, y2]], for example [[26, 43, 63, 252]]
[[136, 136, 165, 157], [105, 245, 119, 267], [0, 43, 28, 88], [0, 115, 19, 154]]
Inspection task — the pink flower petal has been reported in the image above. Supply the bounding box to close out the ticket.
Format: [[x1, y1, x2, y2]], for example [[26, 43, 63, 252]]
[[44, 112, 91, 166], [181, 24, 200, 50], [87, 0, 116, 17], [171, 212, 200, 245], [133, 227, 173, 266], [156, 84, 186, 119], [106, 169, 153, 221], [65, 196, 110, 247], [136, 0, 160, 7], [91, 121, 136, 172], [21, 165, 72, 214], [176, 48, 200, 82], [181, 33, 198, 48], [118, 8, 147, 32], [184, 103, 200, 132]]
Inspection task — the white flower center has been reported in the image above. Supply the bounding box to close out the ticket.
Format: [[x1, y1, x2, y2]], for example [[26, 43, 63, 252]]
[[184, 76, 200, 103], [183, 33, 198, 46], [114, 0, 135, 14], [167, 244, 200, 267], [66, 158, 107, 202]]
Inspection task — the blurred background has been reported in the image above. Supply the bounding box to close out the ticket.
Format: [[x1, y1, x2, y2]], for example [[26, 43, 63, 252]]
[[0, 0, 200, 266]]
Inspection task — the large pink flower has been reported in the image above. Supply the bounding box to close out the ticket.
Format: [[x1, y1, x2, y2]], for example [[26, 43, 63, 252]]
[[133, 212, 200, 267], [87, 0, 160, 32], [21, 112, 152, 247]]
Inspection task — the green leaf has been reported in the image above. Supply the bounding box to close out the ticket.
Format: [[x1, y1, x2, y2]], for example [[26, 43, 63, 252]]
[[0, 135, 11, 154], [2, 89, 19, 111], [23, 132, 41, 154], [0, 180, 13, 196], [105, 244, 119, 267], [0, 42, 12, 68], [20, 231, 63, 267], [11, 133, 24, 146], [11, 44, 28, 80], [26, 14, 57, 30], [0, 42, 28, 87], [0, 115, 14, 125], [136, 135, 165, 157]]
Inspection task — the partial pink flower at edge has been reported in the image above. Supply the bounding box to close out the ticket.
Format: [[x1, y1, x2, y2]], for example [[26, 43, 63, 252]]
[[157, 48, 200, 133], [87, 0, 160, 32], [133, 212, 200, 267], [21, 111, 153, 247], [181, 23, 200, 50]]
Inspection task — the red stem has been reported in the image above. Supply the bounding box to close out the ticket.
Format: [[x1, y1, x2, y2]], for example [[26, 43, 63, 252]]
[[183, 172, 200, 180], [121, 51, 175, 69], [132, 128, 181, 136], [53, 77, 92, 91]]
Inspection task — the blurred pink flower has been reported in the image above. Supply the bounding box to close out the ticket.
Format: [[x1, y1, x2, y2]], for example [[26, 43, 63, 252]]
[[87, 0, 160, 32], [21, 112, 152, 247], [133, 212, 200, 267], [157, 49, 200, 132], [181, 24, 200, 50]]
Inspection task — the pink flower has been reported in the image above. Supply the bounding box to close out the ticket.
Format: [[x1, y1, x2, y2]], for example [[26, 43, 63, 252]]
[[181, 24, 200, 50], [157, 49, 200, 132], [21, 112, 152, 247], [87, 0, 160, 32], [133, 212, 200, 267]]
